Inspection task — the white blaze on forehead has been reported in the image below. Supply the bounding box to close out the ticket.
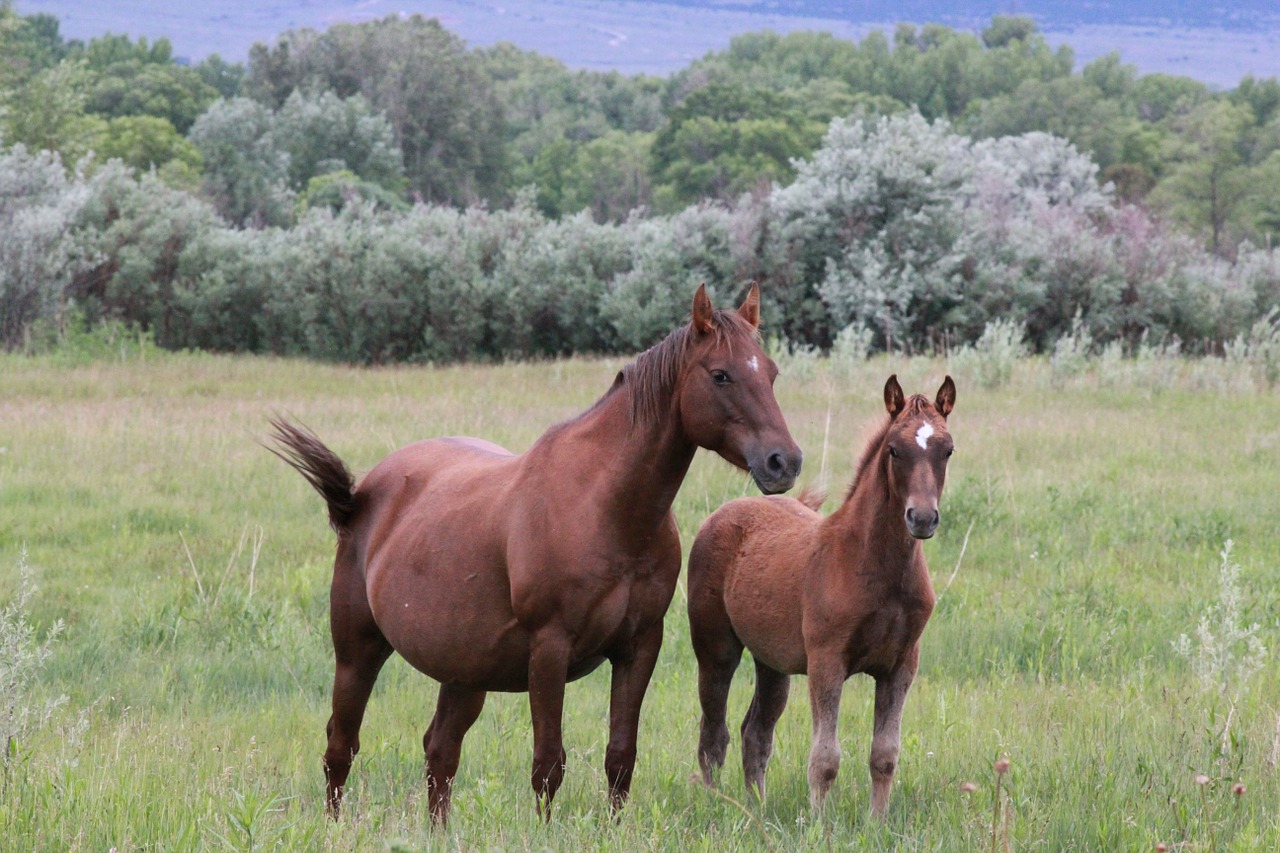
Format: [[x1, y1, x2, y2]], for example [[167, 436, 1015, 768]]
[[915, 421, 934, 450], [747, 355, 760, 372]]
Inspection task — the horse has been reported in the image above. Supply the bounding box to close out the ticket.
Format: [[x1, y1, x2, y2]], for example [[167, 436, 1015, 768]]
[[687, 374, 955, 817], [269, 283, 802, 825]]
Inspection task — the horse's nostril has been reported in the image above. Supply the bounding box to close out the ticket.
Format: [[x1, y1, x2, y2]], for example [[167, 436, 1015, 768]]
[[766, 452, 785, 475]]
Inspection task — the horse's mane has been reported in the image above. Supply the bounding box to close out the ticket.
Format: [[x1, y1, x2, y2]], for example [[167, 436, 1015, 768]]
[[618, 309, 760, 428], [844, 394, 934, 502]]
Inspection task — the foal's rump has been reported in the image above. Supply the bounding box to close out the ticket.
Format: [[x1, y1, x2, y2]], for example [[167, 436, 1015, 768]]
[[689, 495, 819, 675]]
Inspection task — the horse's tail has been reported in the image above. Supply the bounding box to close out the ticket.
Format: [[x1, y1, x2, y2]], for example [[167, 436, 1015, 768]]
[[267, 417, 358, 533], [797, 484, 827, 512]]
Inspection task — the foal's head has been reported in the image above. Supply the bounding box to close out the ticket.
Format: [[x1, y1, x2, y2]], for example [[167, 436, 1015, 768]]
[[880, 374, 957, 539], [674, 284, 802, 494]]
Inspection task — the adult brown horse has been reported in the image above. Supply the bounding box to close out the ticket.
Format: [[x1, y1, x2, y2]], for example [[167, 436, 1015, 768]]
[[270, 284, 801, 825], [688, 374, 955, 817]]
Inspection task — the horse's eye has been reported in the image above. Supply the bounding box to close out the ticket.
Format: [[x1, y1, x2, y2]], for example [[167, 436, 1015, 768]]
[[888, 446, 899, 459], [711, 370, 731, 385], [946, 448, 955, 459]]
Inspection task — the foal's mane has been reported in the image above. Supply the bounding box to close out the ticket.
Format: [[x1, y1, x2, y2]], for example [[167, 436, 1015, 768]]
[[844, 394, 934, 502], [619, 309, 760, 428]]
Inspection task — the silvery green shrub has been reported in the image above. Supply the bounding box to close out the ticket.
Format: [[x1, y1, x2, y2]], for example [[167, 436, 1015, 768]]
[[0, 146, 97, 349], [948, 317, 1028, 389]]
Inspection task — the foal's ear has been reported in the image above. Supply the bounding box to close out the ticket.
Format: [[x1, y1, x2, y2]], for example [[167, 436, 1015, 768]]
[[935, 375, 956, 419], [691, 282, 715, 335], [884, 374, 905, 418], [737, 282, 761, 329]]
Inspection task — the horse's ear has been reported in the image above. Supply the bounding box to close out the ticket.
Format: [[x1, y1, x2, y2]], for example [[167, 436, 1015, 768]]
[[691, 282, 715, 335], [884, 374, 905, 418], [737, 282, 760, 329], [935, 375, 956, 419]]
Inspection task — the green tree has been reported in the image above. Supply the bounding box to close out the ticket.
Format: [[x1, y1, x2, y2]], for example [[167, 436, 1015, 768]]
[[272, 90, 404, 194], [244, 15, 506, 206], [651, 82, 812, 209], [188, 97, 291, 227], [1151, 100, 1255, 255], [194, 54, 244, 100], [95, 114, 201, 178], [560, 131, 653, 222], [0, 61, 105, 163]]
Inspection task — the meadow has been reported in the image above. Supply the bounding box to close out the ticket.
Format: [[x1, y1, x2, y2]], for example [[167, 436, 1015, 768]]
[[2, 336, 1279, 850]]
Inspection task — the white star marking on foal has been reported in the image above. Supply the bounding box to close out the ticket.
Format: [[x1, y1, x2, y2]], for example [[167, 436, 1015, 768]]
[[915, 421, 934, 450], [747, 355, 759, 372]]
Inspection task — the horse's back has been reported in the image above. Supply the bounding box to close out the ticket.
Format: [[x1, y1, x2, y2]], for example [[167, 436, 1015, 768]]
[[690, 495, 820, 674]]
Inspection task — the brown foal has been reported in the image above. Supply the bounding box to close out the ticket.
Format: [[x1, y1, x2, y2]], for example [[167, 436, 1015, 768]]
[[688, 374, 956, 817]]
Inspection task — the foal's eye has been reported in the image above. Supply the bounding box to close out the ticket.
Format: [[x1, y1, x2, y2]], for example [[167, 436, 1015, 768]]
[[945, 448, 955, 459], [711, 370, 731, 385], [888, 446, 899, 459]]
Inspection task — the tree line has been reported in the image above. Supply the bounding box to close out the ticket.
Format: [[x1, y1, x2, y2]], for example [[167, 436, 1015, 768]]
[[1, 2, 1278, 361]]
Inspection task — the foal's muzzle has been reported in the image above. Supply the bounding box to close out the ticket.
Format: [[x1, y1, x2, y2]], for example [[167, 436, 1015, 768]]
[[750, 447, 803, 495], [905, 505, 940, 539]]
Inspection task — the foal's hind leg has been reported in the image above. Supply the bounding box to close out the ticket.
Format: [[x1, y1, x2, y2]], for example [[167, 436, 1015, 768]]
[[422, 684, 487, 826], [689, 595, 744, 788], [323, 546, 393, 817], [740, 659, 790, 801]]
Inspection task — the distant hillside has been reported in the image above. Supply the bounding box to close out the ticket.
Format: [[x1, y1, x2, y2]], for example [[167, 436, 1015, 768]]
[[19, 0, 1280, 86]]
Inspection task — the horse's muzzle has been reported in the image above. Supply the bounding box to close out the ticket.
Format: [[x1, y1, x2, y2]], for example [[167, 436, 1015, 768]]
[[751, 448, 803, 495], [905, 505, 940, 539]]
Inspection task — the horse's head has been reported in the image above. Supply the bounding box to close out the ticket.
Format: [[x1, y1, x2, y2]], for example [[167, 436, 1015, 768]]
[[882, 374, 956, 539], [677, 284, 802, 494]]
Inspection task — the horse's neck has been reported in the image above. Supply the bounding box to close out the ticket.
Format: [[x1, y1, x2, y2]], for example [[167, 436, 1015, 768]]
[[540, 385, 695, 531]]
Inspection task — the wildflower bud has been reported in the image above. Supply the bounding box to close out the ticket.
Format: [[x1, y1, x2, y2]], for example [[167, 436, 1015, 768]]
[[1194, 774, 1210, 787], [1155, 844, 1168, 852], [960, 781, 977, 792], [1232, 783, 1246, 797], [994, 758, 1011, 775]]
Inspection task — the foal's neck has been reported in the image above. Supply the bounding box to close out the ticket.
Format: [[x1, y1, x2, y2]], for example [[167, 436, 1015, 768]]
[[836, 447, 919, 562]]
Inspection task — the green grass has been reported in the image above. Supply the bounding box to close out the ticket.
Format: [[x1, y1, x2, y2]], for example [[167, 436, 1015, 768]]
[[1, 349, 1278, 850]]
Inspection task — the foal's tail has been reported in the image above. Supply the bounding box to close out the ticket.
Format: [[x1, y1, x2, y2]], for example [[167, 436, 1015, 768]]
[[267, 417, 358, 533]]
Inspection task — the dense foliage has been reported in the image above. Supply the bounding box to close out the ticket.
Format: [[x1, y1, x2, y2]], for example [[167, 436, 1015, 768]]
[[2, 2, 1279, 361]]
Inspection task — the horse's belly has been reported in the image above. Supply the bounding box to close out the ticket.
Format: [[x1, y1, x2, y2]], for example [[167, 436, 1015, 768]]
[[370, 568, 532, 690]]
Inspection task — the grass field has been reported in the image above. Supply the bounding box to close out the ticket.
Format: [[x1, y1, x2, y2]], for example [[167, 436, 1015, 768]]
[[2, 342, 1278, 850]]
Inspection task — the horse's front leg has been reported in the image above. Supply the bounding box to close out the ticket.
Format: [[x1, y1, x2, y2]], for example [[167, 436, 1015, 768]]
[[605, 619, 664, 813], [528, 628, 572, 820], [869, 645, 918, 818], [805, 651, 847, 811]]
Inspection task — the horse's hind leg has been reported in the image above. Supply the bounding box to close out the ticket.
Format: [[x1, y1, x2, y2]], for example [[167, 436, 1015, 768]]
[[740, 659, 789, 801], [323, 544, 393, 818], [688, 581, 743, 787], [422, 684, 487, 826]]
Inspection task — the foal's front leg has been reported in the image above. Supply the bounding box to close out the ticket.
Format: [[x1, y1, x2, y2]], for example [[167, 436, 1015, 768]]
[[869, 647, 918, 818], [605, 619, 664, 812], [528, 628, 573, 819], [805, 652, 847, 811]]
